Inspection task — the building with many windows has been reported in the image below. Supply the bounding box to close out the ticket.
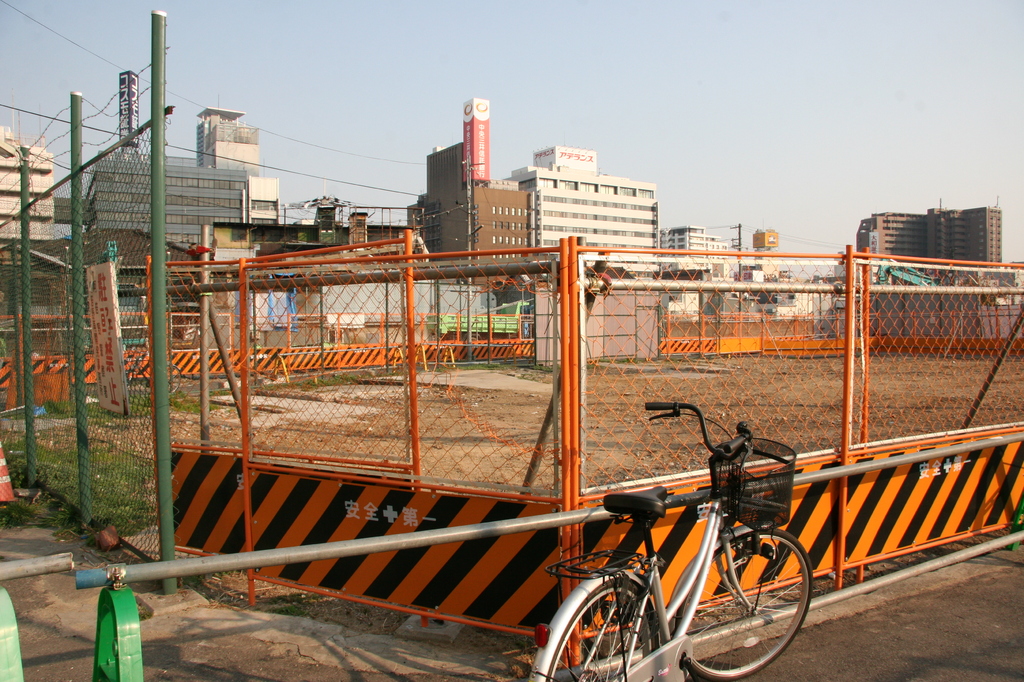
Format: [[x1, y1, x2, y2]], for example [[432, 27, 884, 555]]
[[87, 155, 280, 243], [660, 225, 730, 252], [507, 147, 658, 250], [856, 206, 1002, 262]]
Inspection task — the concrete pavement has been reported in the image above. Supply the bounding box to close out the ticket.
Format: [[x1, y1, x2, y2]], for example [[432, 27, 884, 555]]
[[2, 525, 1022, 681]]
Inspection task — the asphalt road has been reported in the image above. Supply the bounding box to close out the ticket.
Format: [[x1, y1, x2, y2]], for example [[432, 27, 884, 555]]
[[752, 549, 1024, 682]]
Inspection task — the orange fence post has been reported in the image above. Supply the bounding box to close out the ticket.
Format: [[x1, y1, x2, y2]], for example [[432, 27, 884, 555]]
[[859, 248, 871, 446], [237, 258, 257, 606], [404, 231, 422, 478], [836, 245, 857, 590]]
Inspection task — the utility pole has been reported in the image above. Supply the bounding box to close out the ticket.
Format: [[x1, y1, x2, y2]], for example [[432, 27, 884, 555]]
[[733, 223, 743, 250]]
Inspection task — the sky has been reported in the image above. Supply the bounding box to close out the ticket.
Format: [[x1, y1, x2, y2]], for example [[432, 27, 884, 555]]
[[3, 0, 1022, 260]]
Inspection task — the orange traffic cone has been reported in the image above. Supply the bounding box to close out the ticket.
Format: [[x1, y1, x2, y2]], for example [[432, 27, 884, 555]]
[[0, 443, 14, 502]]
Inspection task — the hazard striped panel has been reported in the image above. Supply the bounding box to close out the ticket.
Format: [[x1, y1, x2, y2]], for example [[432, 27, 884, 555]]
[[842, 440, 1024, 563], [173, 437, 1023, 630], [172, 454, 562, 628], [659, 338, 716, 355], [173, 451, 246, 553], [579, 439, 1023, 594], [249, 471, 560, 628]]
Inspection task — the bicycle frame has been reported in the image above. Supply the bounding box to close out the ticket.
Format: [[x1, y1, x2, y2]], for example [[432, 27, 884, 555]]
[[530, 497, 740, 682]]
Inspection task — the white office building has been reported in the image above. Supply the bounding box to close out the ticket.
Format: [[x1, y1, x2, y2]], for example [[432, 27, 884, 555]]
[[0, 127, 54, 239], [506, 147, 658, 250], [660, 225, 730, 252]]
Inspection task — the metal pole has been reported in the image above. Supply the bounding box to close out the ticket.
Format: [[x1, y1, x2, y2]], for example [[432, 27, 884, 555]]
[[0, 553, 74, 582], [150, 10, 176, 596], [70, 91, 91, 523], [963, 300, 1024, 429], [75, 432, 1024, 590], [198, 224, 211, 443], [19, 144, 36, 485]]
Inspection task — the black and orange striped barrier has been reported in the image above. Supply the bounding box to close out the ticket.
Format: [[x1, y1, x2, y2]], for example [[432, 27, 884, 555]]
[[172, 433, 1024, 631]]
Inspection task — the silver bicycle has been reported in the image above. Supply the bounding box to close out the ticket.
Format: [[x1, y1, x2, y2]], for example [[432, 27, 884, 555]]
[[530, 401, 812, 681]]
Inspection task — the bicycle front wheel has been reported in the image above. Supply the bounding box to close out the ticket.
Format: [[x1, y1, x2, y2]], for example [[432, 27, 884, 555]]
[[540, 574, 658, 681], [687, 528, 812, 680]]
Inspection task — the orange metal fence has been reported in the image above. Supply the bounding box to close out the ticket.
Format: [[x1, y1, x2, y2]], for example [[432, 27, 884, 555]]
[[145, 237, 1024, 629]]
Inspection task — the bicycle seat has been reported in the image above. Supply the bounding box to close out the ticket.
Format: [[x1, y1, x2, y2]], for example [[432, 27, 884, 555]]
[[603, 486, 668, 519]]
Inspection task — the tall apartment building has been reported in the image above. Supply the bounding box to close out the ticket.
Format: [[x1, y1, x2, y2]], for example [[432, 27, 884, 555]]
[[660, 225, 730, 252], [0, 127, 55, 240], [856, 206, 1002, 262], [416, 142, 531, 255], [507, 146, 658, 250]]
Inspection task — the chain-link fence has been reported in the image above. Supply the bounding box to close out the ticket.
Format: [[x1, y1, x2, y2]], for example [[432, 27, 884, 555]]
[[576, 248, 1023, 494], [0, 126, 165, 555], [167, 243, 1024, 505], [166, 247, 561, 496]]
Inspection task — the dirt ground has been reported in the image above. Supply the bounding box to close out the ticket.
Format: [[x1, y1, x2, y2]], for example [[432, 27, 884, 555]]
[[161, 353, 1023, 493]]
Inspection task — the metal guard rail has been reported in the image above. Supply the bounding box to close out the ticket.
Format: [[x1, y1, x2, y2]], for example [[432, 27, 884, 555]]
[[76, 432, 1024, 589]]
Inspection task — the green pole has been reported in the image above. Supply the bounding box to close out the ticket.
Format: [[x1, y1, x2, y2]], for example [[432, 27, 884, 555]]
[[19, 145, 36, 486], [70, 92, 91, 524], [150, 10, 176, 596]]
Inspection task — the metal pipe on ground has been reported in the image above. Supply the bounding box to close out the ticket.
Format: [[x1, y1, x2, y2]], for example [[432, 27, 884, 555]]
[[0, 553, 74, 582]]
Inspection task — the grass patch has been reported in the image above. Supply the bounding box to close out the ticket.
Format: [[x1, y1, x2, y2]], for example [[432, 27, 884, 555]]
[[169, 392, 201, 413], [41, 400, 74, 418], [0, 501, 38, 528]]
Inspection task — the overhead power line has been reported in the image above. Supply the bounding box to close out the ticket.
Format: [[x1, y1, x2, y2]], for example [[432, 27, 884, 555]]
[[2, 1, 422, 168], [0, 103, 421, 198]]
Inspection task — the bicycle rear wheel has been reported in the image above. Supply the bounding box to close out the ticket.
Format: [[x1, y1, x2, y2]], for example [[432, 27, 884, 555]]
[[687, 528, 811, 680], [541, 574, 658, 681]]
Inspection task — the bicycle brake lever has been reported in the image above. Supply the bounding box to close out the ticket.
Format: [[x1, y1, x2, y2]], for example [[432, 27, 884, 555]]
[[648, 412, 676, 422]]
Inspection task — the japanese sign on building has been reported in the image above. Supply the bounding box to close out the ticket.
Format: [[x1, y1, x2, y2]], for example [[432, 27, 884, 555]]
[[118, 71, 139, 146], [533, 146, 598, 173], [86, 262, 129, 415], [463, 98, 490, 182]]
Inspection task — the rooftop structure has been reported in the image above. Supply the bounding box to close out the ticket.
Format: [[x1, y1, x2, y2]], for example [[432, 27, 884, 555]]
[[196, 107, 260, 176]]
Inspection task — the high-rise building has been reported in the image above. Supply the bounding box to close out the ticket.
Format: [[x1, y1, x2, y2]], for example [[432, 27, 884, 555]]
[[0, 127, 55, 240], [507, 147, 658, 250], [660, 225, 730, 252], [856, 206, 1002, 262]]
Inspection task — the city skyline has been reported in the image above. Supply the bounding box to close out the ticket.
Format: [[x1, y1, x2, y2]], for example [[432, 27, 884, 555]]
[[2, 1, 1021, 260]]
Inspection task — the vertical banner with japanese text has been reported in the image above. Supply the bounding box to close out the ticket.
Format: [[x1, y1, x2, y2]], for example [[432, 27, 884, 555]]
[[86, 262, 130, 415]]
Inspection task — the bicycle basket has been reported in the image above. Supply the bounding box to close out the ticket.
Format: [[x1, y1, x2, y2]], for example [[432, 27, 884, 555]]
[[544, 549, 643, 581], [715, 438, 797, 531]]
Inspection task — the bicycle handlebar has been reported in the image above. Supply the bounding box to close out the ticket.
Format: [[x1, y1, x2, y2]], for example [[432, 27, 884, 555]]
[[644, 401, 750, 461]]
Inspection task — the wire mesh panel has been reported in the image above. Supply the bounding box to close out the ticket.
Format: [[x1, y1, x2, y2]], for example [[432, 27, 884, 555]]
[[0, 129, 163, 555], [578, 253, 847, 492], [166, 248, 563, 495], [856, 256, 1024, 443]]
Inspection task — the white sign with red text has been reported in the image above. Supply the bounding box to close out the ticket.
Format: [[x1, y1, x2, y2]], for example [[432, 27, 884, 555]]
[[86, 262, 130, 415], [533, 146, 598, 173]]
